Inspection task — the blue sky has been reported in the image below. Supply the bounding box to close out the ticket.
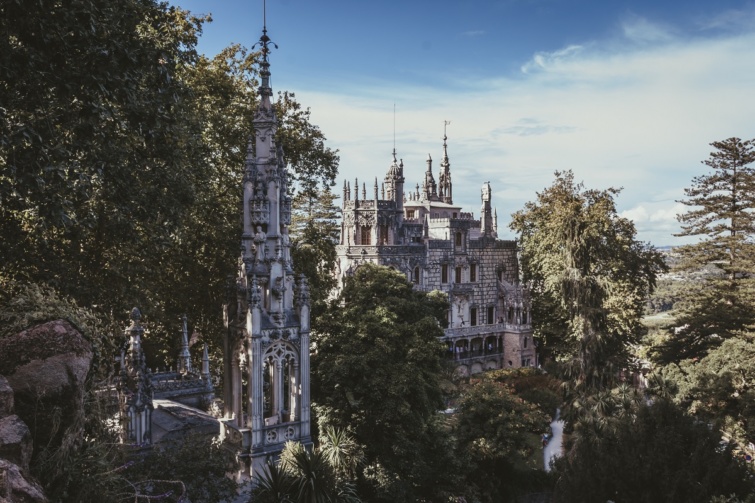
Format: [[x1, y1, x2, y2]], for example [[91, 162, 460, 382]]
[[174, 0, 755, 247]]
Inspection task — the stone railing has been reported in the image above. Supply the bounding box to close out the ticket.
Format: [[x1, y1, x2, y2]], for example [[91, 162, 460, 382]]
[[446, 347, 503, 360], [442, 322, 531, 339]]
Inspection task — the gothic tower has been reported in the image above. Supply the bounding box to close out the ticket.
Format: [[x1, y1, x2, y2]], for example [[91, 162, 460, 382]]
[[222, 18, 312, 480], [480, 181, 494, 236], [439, 132, 453, 204]]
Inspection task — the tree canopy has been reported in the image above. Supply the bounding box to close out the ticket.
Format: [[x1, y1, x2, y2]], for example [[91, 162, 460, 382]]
[[510, 170, 665, 392], [312, 264, 455, 502], [0, 0, 339, 365], [553, 399, 755, 503], [654, 137, 755, 363]]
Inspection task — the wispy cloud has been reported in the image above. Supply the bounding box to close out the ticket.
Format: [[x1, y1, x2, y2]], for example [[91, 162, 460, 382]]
[[461, 30, 486, 38], [295, 12, 755, 246], [621, 14, 676, 44], [696, 4, 755, 31], [520, 44, 583, 73]]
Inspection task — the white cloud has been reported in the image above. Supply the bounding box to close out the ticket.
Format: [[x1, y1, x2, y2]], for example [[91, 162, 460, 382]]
[[293, 14, 755, 248], [697, 5, 755, 31], [461, 30, 486, 38], [520, 44, 584, 74], [621, 15, 676, 44]]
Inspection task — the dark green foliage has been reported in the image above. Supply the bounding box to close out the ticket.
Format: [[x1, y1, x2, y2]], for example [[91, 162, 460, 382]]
[[553, 400, 755, 503], [665, 336, 755, 446], [655, 138, 755, 363], [452, 370, 557, 502], [252, 432, 362, 503], [290, 186, 341, 322], [312, 264, 455, 502], [123, 434, 238, 503], [0, 0, 339, 370]]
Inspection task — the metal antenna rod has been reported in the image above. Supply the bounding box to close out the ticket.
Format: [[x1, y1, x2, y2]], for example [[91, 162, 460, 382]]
[[393, 103, 396, 151]]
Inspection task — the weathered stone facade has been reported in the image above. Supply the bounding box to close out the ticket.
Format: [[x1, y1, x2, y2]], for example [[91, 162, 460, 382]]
[[336, 138, 535, 375], [220, 24, 312, 481]]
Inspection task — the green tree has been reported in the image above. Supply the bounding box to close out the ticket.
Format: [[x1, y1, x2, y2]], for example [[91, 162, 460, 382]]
[[510, 171, 664, 394], [553, 399, 755, 503], [253, 433, 362, 503], [0, 0, 340, 366], [290, 186, 341, 322], [666, 336, 755, 447], [654, 138, 755, 363], [453, 372, 553, 502], [312, 264, 454, 502]]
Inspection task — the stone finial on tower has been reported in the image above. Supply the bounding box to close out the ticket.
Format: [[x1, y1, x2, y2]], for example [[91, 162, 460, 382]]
[[119, 307, 153, 446], [481, 181, 494, 237], [178, 314, 192, 374], [354, 178, 359, 201], [201, 343, 211, 381], [439, 124, 453, 204], [374, 177, 378, 200]]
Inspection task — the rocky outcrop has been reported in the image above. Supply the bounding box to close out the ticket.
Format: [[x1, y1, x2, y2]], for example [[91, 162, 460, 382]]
[[0, 459, 47, 503], [0, 415, 32, 472], [0, 320, 92, 456], [0, 377, 47, 503], [0, 378, 12, 417], [0, 319, 91, 503]]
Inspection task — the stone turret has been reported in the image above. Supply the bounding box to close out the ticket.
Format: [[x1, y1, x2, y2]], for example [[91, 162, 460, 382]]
[[439, 132, 453, 204], [119, 308, 153, 446], [422, 154, 438, 201], [481, 181, 494, 237]]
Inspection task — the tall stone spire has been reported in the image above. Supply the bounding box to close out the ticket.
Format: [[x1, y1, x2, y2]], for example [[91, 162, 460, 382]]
[[223, 8, 311, 482], [481, 181, 494, 236], [439, 123, 453, 204], [423, 154, 438, 201], [178, 314, 192, 374]]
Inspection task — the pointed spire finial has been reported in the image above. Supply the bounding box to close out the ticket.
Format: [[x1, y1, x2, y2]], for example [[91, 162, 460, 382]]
[[253, 0, 278, 98]]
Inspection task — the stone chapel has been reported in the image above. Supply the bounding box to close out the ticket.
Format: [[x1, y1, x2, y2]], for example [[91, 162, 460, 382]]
[[336, 136, 536, 375]]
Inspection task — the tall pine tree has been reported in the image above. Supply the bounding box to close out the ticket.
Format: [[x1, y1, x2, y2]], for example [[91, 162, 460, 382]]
[[655, 138, 755, 363]]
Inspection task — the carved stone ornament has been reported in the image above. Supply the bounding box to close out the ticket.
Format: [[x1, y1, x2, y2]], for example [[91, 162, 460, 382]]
[[356, 213, 375, 226]]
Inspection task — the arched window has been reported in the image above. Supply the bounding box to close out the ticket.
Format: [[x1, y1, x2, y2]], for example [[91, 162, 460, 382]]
[[413, 266, 420, 284], [455, 232, 462, 246]]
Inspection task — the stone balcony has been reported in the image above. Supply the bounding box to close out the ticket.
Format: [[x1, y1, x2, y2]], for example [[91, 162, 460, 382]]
[[442, 322, 532, 339]]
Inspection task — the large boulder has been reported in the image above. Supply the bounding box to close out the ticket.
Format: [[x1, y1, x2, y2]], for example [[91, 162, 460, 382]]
[[0, 459, 47, 503], [0, 377, 12, 417], [0, 415, 32, 472], [0, 320, 92, 457]]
